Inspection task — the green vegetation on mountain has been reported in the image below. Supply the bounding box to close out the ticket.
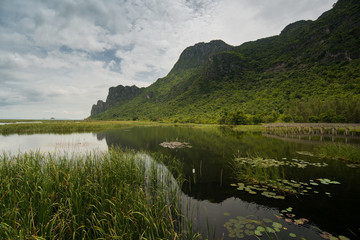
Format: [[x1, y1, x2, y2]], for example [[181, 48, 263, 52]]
[[90, 0, 360, 124]]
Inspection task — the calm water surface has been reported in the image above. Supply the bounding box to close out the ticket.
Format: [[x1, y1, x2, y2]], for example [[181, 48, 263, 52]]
[[1, 126, 359, 240]]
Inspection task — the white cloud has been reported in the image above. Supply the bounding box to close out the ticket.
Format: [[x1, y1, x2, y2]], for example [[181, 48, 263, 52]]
[[0, 0, 337, 119]]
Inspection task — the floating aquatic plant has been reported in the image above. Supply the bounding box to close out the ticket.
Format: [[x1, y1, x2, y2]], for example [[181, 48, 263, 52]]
[[224, 215, 284, 239], [296, 151, 315, 157], [235, 156, 328, 169], [346, 163, 360, 168], [159, 141, 192, 149]]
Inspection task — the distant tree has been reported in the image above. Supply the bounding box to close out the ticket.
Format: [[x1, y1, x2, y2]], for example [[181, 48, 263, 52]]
[[308, 116, 320, 123]]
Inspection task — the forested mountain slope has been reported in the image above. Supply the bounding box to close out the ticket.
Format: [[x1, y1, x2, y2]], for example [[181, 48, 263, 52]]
[[90, 0, 360, 124]]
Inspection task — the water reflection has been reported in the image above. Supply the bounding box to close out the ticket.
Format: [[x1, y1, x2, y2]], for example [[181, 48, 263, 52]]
[[0, 133, 108, 154]]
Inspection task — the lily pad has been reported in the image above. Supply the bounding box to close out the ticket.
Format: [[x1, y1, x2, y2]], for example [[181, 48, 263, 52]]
[[244, 229, 254, 236], [256, 226, 266, 232], [286, 207, 293, 212], [272, 222, 282, 229], [254, 230, 263, 237], [245, 224, 256, 230], [289, 233, 297, 238], [263, 218, 273, 223]]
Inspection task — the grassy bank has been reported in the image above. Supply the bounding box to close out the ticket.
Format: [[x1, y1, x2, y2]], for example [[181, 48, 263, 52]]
[[0, 149, 194, 239], [0, 120, 159, 135], [0, 120, 265, 135]]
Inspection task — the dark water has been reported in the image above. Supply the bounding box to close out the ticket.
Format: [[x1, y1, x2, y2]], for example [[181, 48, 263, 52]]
[[96, 126, 360, 240], [1, 126, 360, 239]]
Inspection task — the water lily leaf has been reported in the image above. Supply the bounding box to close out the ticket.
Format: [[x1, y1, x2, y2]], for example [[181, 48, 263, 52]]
[[244, 229, 254, 236], [289, 233, 297, 238], [274, 195, 286, 200], [236, 232, 245, 239], [320, 232, 333, 239], [286, 207, 293, 212], [299, 218, 309, 223], [245, 224, 256, 230], [272, 222, 282, 229], [230, 183, 237, 187], [228, 232, 235, 238], [256, 226, 266, 232], [229, 219, 238, 224], [263, 218, 273, 223], [254, 230, 263, 237], [224, 212, 231, 216], [266, 227, 275, 233], [285, 218, 292, 223], [329, 236, 339, 240], [294, 219, 304, 225]]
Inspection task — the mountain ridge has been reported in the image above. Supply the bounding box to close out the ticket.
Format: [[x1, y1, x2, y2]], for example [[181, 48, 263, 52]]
[[90, 0, 360, 123]]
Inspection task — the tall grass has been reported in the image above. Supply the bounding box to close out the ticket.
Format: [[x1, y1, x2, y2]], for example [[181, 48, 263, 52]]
[[0, 148, 194, 239], [233, 160, 285, 185], [317, 143, 360, 163]]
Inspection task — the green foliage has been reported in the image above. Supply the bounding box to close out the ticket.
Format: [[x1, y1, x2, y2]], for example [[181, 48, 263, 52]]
[[218, 110, 250, 125], [281, 114, 292, 123], [287, 95, 360, 123]]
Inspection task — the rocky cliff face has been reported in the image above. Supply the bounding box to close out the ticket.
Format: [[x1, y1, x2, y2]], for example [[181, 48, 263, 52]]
[[91, 100, 107, 116], [91, 85, 143, 117], [170, 40, 234, 73]]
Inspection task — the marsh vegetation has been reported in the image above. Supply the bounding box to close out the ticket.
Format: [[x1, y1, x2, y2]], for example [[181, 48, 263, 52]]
[[0, 148, 195, 239]]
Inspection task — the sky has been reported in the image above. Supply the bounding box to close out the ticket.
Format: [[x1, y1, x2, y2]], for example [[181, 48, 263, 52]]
[[0, 0, 337, 119]]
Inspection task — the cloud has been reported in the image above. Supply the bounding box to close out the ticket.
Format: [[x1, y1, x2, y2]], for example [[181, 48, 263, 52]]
[[0, 0, 337, 119]]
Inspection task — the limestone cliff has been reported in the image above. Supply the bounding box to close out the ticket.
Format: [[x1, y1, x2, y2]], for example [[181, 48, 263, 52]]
[[91, 85, 143, 117]]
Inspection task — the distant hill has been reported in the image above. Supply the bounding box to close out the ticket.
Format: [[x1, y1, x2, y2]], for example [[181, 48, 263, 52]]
[[90, 0, 360, 124]]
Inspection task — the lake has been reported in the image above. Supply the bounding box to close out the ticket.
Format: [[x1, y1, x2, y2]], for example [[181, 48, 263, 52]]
[[1, 125, 359, 239]]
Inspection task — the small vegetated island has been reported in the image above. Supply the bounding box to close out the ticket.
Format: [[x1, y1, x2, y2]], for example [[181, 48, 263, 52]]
[[90, 0, 360, 125]]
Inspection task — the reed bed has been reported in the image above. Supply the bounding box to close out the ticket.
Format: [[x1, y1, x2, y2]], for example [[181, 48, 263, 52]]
[[0, 121, 159, 135], [0, 148, 193, 239], [317, 143, 360, 163]]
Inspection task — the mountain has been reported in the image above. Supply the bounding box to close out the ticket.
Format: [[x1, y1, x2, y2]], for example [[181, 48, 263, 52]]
[[90, 0, 360, 124]]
